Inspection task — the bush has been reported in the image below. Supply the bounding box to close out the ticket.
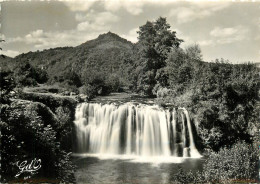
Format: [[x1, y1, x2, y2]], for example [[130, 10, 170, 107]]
[[0, 70, 15, 103], [171, 168, 205, 184], [13, 61, 48, 87], [172, 141, 258, 183], [79, 84, 96, 99], [0, 101, 75, 183], [160, 60, 258, 151], [203, 141, 258, 183], [155, 87, 171, 98], [105, 74, 121, 92]]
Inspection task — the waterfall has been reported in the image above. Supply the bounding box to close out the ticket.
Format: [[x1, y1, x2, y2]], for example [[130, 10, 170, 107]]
[[181, 108, 202, 158], [74, 103, 201, 158]]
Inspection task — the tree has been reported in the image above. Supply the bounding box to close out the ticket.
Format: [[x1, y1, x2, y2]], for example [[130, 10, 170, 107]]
[[0, 39, 5, 58], [0, 70, 15, 103], [185, 44, 202, 61], [136, 17, 183, 96], [13, 61, 48, 86]]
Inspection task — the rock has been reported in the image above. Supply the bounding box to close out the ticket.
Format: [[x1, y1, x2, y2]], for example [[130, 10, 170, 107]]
[[78, 94, 89, 102]]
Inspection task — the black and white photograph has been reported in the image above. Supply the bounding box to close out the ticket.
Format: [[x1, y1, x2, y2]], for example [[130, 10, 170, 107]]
[[0, 0, 259, 183]]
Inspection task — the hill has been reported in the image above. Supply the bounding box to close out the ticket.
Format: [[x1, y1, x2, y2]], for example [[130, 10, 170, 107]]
[[0, 55, 15, 71], [9, 32, 133, 84]]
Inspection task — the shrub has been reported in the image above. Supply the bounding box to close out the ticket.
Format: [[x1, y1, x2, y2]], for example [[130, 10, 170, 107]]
[[105, 74, 121, 92], [172, 141, 258, 183], [156, 87, 171, 98], [0, 101, 75, 183], [203, 141, 258, 183], [0, 70, 15, 103], [171, 168, 205, 184], [13, 61, 48, 86], [79, 84, 96, 99]]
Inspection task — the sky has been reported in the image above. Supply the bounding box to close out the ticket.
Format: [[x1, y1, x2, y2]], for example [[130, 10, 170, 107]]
[[0, 0, 259, 63]]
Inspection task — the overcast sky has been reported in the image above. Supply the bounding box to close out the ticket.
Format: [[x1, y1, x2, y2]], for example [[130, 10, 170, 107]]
[[1, 0, 259, 63]]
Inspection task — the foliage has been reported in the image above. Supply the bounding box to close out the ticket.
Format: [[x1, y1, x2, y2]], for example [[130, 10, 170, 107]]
[[0, 72, 76, 182], [134, 17, 183, 96], [204, 141, 258, 182], [5, 32, 133, 95], [0, 70, 15, 103], [81, 68, 122, 97], [172, 141, 258, 183], [1, 18, 258, 182], [171, 168, 205, 184], [105, 73, 121, 92], [0, 100, 75, 183], [79, 84, 96, 99], [19, 91, 77, 112], [13, 61, 48, 87], [52, 71, 82, 91], [53, 106, 75, 152], [160, 44, 259, 150]]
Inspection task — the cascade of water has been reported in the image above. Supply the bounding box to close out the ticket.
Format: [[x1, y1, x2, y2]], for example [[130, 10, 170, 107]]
[[182, 108, 202, 158], [172, 110, 177, 156], [181, 112, 189, 157], [74, 103, 201, 158]]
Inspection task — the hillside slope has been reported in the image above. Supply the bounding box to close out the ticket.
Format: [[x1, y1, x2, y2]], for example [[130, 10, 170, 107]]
[[6, 32, 134, 85], [0, 55, 14, 71]]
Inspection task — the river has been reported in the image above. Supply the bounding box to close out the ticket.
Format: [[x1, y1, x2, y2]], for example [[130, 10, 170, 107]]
[[73, 156, 204, 184], [72, 94, 204, 183]]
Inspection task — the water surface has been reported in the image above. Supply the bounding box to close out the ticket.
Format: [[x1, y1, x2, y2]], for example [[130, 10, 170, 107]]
[[73, 156, 204, 184]]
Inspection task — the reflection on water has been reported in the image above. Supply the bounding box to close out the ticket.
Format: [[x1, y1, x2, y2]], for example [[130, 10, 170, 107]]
[[73, 156, 204, 184]]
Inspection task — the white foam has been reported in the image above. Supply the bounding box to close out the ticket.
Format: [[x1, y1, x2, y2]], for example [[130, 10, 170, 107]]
[[74, 103, 202, 159], [71, 153, 202, 164]]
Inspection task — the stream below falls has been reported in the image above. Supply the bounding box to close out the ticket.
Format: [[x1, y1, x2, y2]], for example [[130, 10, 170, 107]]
[[73, 102, 204, 183]]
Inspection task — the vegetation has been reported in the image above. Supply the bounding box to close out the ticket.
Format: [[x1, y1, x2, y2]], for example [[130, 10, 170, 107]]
[[0, 16, 258, 183], [4, 32, 134, 98], [123, 17, 183, 96], [162, 54, 259, 151], [171, 141, 258, 183], [0, 69, 76, 183], [13, 61, 48, 87]]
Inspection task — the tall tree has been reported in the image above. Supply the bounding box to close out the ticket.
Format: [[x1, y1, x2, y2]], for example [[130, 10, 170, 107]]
[[136, 17, 183, 96]]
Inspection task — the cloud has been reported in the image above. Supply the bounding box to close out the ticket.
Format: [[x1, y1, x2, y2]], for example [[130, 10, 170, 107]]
[[169, 2, 230, 24], [76, 11, 120, 32], [65, 0, 145, 15], [77, 21, 90, 31], [192, 2, 230, 11], [4, 29, 100, 54], [24, 30, 45, 44], [174, 28, 193, 48], [75, 13, 87, 22], [1, 50, 20, 58], [170, 7, 195, 23], [103, 0, 144, 15], [169, 7, 208, 24], [210, 26, 249, 44], [64, 0, 95, 11], [3, 9, 121, 56], [94, 11, 120, 26], [176, 29, 215, 48], [121, 28, 138, 43], [210, 27, 238, 37], [197, 40, 214, 46]]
